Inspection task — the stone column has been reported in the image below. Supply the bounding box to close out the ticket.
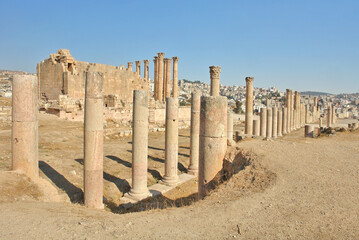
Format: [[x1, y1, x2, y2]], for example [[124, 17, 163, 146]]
[[260, 108, 267, 138], [245, 77, 254, 135], [327, 106, 332, 128], [157, 52, 165, 102], [272, 107, 278, 138], [300, 103, 305, 127], [84, 72, 104, 209], [143, 60, 149, 80], [163, 98, 179, 186], [209, 66, 221, 96], [266, 108, 272, 139], [253, 119, 260, 136], [286, 89, 291, 133], [277, 109, 283, 137], [12, 75, 38, 177], [332, 106, 336, 124], [282, 107, 288, 134], [294, 91, 300, 129], [227, 112, 233, 141], [172, 57, 179, 98], [313, 97, 318, 119], [198, 96, 227, 199], [135, 61, 141, 76], [188, 91, 201, 175], [305, 125, 314, 138], [290, 90, 294, 130], [319, 117, 323, 128], [127, 62, 133, 71], [305, 105, 309, 124], [164, 58, 172, 99], [127, 90, 150, 200], [153, 57, 158, 100], [293, 109, 297, 130]]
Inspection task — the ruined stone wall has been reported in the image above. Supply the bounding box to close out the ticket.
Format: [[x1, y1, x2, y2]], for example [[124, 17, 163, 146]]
[[37, 49, 149, 102]]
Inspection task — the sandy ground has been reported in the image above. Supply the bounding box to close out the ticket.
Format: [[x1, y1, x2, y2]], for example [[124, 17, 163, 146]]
[[0, 112, 359, 239]]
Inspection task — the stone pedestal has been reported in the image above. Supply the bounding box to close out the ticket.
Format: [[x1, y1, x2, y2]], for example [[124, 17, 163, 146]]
[[163, 98, 179, 186], [157, 52, 165, 102], [245, 77, 254, 135], [272, 107, 278, 138], [127, 90, 150, 200], [253, 119, 260, 136], [266, 108, 273, 139], [12, 75, 39, 177], [172, 57, 179, 98], [135, 61, 141, 76], [209, 66, 221, 96], [144, 60, 149, 80], [277, 109, 283, 137], [305, 125, 314, 138], [260, 108, 267, 138], [198, 96, 227, 199], [188, 91, 201, 175], [227, 112, 233, 141], [282, 107, 288, 135], [84, 72, 104, 209]]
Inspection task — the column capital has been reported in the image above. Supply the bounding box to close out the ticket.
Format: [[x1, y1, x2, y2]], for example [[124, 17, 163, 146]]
[[157, 52, 165, 58], [209, 66, 221, 77], [135, 60, 141, 64], [245, 77, 254, 83], [143, 59, 149, 64], [172, 56, 179, 62]]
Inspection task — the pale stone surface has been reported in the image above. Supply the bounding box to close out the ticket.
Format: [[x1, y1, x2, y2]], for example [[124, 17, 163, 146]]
[[266, 108, 273, 139], [272, 107, 278, 138], [327, 106, 332, 128], [172, 57, 179, 98], [126, 90, 150, 200], [164, 58, 172, 99], [245, 77, 254, 135], [157, 52, 165, 102], [209, 66, 221, 96], [282, 107, 288, 135], [135, 61, 141, 76], [84, 72, 104, 209], [198, 96, 227, 199], [305, 105, 309, 124], [260, 108, 267, 138], [163, 98, 179, 186], [12, 75, 39, 177], [143, 60, 149, 80], [188, 91, 201, 175], [253, 119, 260, 136], [286, 89, 291, 133], [305, 125, 314, 138], [277, 109, 283, 137], [294, 91, 301, 129], [153, 57, 158, 100]]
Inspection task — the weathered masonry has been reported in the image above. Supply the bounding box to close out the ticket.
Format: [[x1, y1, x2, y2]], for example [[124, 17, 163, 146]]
[[37, 49, 149, 102]]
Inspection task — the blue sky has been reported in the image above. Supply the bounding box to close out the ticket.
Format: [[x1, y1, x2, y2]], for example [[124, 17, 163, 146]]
[[0, 0, 358, 94]]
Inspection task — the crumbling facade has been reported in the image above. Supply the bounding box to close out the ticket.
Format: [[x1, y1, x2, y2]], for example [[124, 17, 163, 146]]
[[37, 49, 149, 102]]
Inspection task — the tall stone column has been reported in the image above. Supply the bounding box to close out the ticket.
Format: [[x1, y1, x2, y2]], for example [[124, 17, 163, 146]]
[[163, 98, 179, 186], [12, 75, 38, 177], [305, 105, 309, 124], [84, 72, 104, 209], [127, 62, 133, 71], [327, 106, 332, 128], [291, 90, 295, 130], [245, 77, 254, 135], [143, 60, 149, 80], [313, 97, 318, 119], [127, 90, 150, 200], [286, 89, 291, 133], [272, 107, 278, 138], [188, 91, 201, 175], [277, 109, 283, 137], [164, 58, 172, 99], [294, 91, 300, 129], [282, 107, 288, 134], [293, 109, 297, 130], [172, 57, 179, 98], [266, 108, 273, 139], [209, 66, 221, 96], [227, 112, 233, 141], [157, 52, 165, 102], [163, 59, 167, 100], [198, 96, 227, 199], [300, 103, 305, 127], [260, 108, 267, 138], [332, 106, 336, 124], [135, 61, 141, 76], [153, 57, 158, 100], [253, 120, 260, 136]]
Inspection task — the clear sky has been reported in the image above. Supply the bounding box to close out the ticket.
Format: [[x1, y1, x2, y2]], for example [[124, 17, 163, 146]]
[[0, 0, 358, 94]]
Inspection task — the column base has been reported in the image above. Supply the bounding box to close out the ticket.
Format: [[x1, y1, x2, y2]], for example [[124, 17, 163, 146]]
[[161, 175, 180, 186], [187, 166, 198, 176], [125, 189, 151, 201]]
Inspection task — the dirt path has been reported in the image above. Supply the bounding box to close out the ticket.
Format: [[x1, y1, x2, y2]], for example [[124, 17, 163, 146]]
[[0, 116, 358, 239]]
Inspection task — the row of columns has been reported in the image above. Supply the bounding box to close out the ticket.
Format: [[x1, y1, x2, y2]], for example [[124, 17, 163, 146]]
[[153, 53, 179, 102], [127, 60, 150, 80]]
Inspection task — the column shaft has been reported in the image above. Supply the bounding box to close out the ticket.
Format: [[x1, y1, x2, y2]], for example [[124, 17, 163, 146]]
[[260, 108, 267, 138], [272, 107, 278, 138], [227, 112, 233, 141], [153, 57, 158, 100], [245, 77, 254, 135], [188, 91, 201, 175], [144, 60, 149, 80], [253, 119, 260, 136], [172, 57, 179, 98], [164, 58, 172, 99], [209, 66, 221, 96], [157, 53, 165, 102], [277, 109, 283, 137], [266, 108, 272, 139], [282, 107, 288, 134]]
